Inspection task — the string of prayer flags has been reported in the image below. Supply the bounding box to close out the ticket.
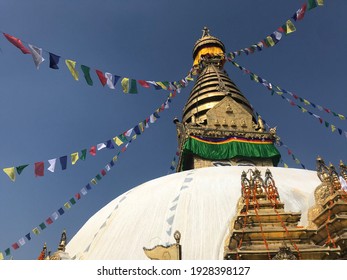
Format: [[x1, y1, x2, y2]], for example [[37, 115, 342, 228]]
[[230, 60, 346, 122], [1, 92, 177, 182], [226, 0, 326, 59], [3, 33, 31, 54]]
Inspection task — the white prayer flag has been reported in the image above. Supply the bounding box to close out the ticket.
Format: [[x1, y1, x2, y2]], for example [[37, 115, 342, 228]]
[[47, 158, 57, 172], [28, 44, 45, 69], [105, 72, 115, 89]]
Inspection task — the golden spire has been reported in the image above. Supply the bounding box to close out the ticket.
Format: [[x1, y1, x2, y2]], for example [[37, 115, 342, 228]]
[[57, 229, 67, 252]]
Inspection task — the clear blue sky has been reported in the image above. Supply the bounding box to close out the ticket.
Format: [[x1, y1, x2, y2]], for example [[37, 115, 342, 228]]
[[0, 0, 346, 260]]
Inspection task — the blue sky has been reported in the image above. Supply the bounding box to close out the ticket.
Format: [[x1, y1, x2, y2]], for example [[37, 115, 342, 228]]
[[0, 0, 346, 260]]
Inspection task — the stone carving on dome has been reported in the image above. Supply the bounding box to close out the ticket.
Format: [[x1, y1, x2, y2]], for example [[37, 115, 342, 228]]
[[272, 245, 297, 260]]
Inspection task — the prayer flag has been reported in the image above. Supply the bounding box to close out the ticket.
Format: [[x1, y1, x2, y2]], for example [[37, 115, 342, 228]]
[[35, 162, 44, 177], [138, 80, 150, 88], [12, 243, 19, 250], [80, 149, 87, 160], [105, 72, 115, 89], [46, 217, 53, 225], [121, 78, 138, 93], [28, 44, 45, 69], [58, 208, 67, 219], [97, 143, 106, 150], [39, 222, 46, 230], [105, 164, 111, 172], [265, 36, 275, 47], [316, 0, 324, 6], [124, 128, 133, 137], [89, 146, 96, 156], [292, 3, 307, 21], [106, 139, 114, 149], [5, 248, 11, 256], [0, 252, 4, 260], [81, 65, 93, 86], [65, 59, 79, 80], [60, 155, 68, 170], [91, 178, 97, 185], [3, 33, 31, 54], [64, 202, 71, 209], [156, 81, 169, 90], [51, 212, 59, 220], [32, 227, 40, 235], [70, 198, 76, 205], [96, 70, 107, 86], [18, 238, 25, 246], [308, 0, 317, 10], [71, 152, 79, 165], [25, 233, 31, 241], [47, 158, 56, 172], [113, 136, 124, 146], [134, 125, 141, 135], [101, 169, 106, 176], [331, 125, 336, 132], [96, 174, 102, 181], [49, 53, 60, 69], [16, 164, 29, 175], [284, 20, 296, 35], [75, 192, 81, 200], [3, 167, 15, 182], [86, 183, 92, 190], [284, 163, 289, 168], [81, 187, 87, 195]]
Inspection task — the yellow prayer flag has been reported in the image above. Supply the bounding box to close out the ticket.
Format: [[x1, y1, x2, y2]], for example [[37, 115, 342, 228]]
[[71, 152, 79, 165], [276, 91, 284, 95], [338, 114, 346, 120], [285, 20, 296, 34], [64, 202, 71, 209], [113, 136, 123, 146], [113, 155, 118, 162], [301, 107, 307, 113], [266, 36, 275, 47], [0, 252, 4, 260], [3, 167, 15, 182], [32, 228, 40, 235], [121, 77, 129, 93], [317, 0, 324, 5], [331, 125, 336, 132], [284, 163, 289, 168], [132, 134, 137, 140], [303, 99, 310, 105], [91, 178, 97, 185], [65, 59, 79, 81], [156, 81, 167, 90], [295, 159, 300, 164]]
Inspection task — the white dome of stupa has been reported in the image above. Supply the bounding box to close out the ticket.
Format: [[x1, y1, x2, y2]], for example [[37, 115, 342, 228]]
[[66, 166, 320, 260]]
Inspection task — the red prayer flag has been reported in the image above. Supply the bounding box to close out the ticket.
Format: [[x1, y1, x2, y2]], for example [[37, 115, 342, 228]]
[[45, 217, 53, 225], [35, 162, 44, 177], [95, 70, 107, 86], [101, 169, 106, 176], [89, 146, 96, 156], [12, 243, 19, 250], [75, 193, 81, 200], [3, 33, 31, 54], [138, 80, 150, 88]]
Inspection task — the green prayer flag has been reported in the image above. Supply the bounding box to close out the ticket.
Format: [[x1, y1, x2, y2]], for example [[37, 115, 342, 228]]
[[5, 248, 10, 256], [121, 78, 138, 93], [16, 164, 29, 175], [96, 174, 102, 181], [324, 121, 329, 128], [39, 222, 46, 230], [81, 65, 93, 86], [118, 134, 127, 142], [308, 0, 317, 10], [70, 198, 76, 205], [80, 149, 87, 160]]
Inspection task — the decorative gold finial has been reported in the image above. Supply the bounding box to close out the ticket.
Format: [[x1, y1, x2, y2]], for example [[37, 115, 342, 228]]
[[202, 26, 210, 37], [57, 229, 67, 252]]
